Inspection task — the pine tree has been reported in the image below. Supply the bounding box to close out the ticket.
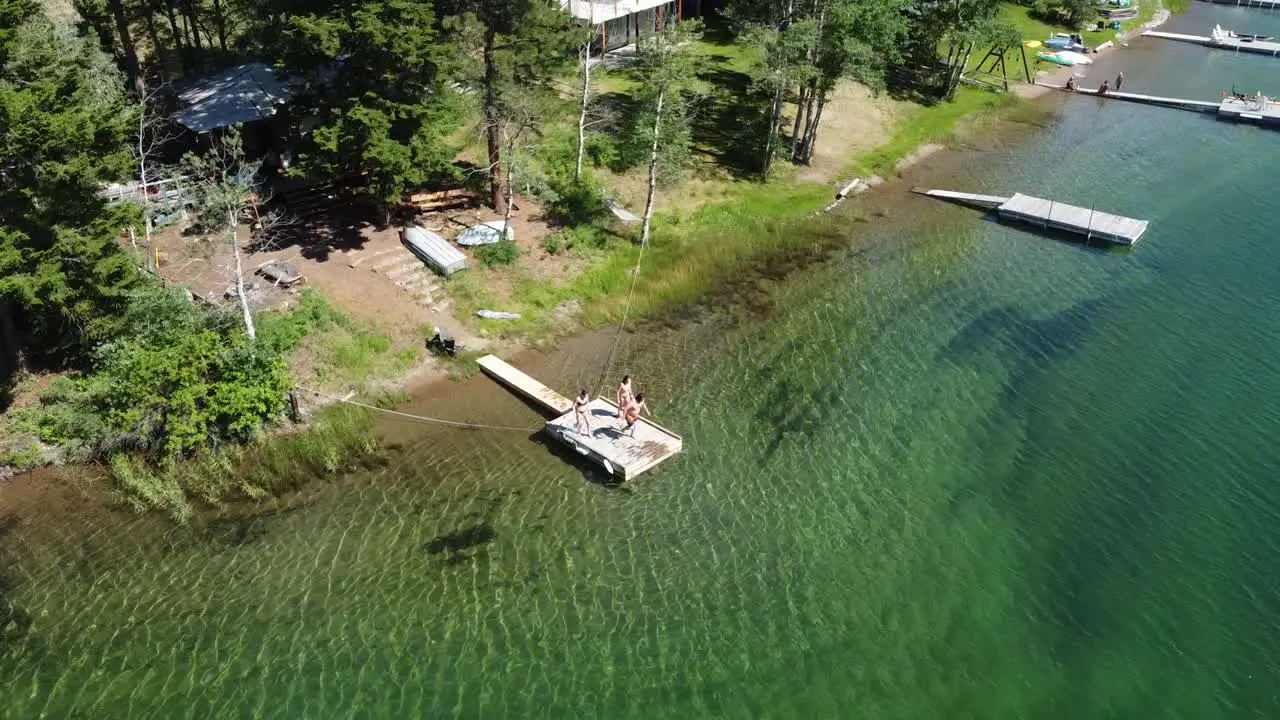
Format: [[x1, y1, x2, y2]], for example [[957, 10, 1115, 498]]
[[283, 0, 462, 223], [441, 0, 577, 210], [0, 6, 139, 366]]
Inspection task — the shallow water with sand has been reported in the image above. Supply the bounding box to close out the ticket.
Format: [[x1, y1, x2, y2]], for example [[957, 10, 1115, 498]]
[[4, 6, 1280, 717]]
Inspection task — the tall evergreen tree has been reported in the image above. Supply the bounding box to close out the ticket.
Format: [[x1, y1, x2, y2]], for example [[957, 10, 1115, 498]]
[[440, 0, 577, 210], [0, 6, 138, 367], [282, 0, 462, 223]]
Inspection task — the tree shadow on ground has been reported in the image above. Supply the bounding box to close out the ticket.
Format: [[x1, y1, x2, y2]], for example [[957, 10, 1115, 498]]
[[257, 198, 378, 263], [0, 371, 14, 415], [692, 66, 770, 179]]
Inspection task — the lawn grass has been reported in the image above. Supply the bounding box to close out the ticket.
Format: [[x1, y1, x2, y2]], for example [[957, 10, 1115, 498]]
[[851, 87, 1013, 176], [972, 2, 1165, 86]]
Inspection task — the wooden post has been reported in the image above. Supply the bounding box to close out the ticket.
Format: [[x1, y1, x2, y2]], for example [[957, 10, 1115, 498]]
[[1020, 44, 1032, 84], [601, 21, 607, 53], [677, 0, 683, 22], [288, 391, 302, 423]]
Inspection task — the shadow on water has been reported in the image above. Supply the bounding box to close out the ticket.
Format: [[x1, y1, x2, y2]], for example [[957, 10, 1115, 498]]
[[425, 523, 497, 567], [936, 296, 1172, 662]]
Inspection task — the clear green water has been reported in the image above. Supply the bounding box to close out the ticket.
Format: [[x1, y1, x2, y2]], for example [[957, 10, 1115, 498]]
[[6, 7, 1280, 716]]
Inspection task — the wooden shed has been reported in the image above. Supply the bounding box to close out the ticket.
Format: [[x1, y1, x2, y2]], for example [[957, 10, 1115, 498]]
[[402, 226, 467, 276]]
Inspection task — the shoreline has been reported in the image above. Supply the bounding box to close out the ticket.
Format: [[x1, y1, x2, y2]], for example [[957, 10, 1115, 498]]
[[0, 14, 1176, 501]]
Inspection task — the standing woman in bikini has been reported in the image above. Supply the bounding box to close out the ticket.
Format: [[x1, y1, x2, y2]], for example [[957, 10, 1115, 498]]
[[574, 389, 591, 435], [617, 376, 633, 415]]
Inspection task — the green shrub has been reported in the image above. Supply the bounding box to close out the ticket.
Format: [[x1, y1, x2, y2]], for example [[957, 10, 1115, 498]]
[[543, 225, 612, 256], [257, 290, 348, 355], [542, 232, 568, 255], [474, 239, 520, 267], [86, 329, 292, 458], [585, 134, 618, 169]]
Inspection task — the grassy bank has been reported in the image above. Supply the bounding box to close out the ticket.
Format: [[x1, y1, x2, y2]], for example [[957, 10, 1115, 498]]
[[463, 87, 1034, 336]]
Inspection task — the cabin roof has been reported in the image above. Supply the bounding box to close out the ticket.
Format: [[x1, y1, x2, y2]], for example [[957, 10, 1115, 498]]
[[176, 63, 292, 133], [561, 0, 671, 23]]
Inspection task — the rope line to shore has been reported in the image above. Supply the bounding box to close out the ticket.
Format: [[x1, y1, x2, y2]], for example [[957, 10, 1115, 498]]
[[300, 387, 540, 432], [594, 234, 650, 397]]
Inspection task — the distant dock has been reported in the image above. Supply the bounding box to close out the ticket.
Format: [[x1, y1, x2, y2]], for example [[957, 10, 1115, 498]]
[[477, 355, 682, 480], [1059, 85, 1280, 127], [1201, 0, 1280, 10], [913, 189, 1149, 245], [1145, 26, 1280, 57]]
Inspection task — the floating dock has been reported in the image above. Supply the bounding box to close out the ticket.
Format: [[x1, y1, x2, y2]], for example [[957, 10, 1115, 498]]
[[1201, 0, 1280, 11], [1062, 85, 1280, 127], [1144, 26, 1280, 57], [913, 189, 1150, 245], [476, 355, 682, 480]]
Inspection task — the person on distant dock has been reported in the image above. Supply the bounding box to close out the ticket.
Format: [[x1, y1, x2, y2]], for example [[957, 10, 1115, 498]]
[[1065, 76, 1077, 92], [1116, 71, 1125, 91], [617, 375, 633, 410], [574, 389, 591, 435], [620, 394, 650, 438], [1099, 79, 1111, 95]]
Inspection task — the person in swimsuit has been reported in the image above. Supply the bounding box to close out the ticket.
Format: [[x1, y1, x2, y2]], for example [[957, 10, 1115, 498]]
[[620, 393, 649, 437], [617, 375, 633, 411], [573, 389, 591, 435]]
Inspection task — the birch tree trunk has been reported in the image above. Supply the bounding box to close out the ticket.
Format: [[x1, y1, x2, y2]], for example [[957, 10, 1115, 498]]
[[503, 140, 516, 241], [790, 83, 808, 160], [800, 87, 828, 164], [137, 102, 153, 259], [229, 211, 256, 342], [576, 33, 593, 181], [640, 89, 665, 248], [763, 80, 784, 179]]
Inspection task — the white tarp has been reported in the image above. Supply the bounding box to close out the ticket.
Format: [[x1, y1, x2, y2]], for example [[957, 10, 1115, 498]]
[[457, 220, 516, 246]]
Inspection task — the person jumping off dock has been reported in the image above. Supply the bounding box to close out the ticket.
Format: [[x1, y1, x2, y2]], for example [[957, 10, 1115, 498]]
[[1116, 71, 1125, 90]]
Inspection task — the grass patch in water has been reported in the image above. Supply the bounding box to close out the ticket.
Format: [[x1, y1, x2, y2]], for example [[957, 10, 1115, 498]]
[[108, 399, 388, 523]]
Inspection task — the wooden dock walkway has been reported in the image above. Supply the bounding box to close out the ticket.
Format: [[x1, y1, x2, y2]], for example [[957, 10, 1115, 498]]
[[1144, 26, 1280, 57], [476, 355, 682, 480], [1058, 85, 1280, 127], [913, 189, 1149, 245], [477, 355, 572, 414]]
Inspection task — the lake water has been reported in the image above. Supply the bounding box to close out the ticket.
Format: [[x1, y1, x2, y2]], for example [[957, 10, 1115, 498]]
[[4, 6, 1280, 717]]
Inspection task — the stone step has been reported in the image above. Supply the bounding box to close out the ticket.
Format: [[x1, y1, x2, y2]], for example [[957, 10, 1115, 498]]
[[372, 252, 415, 271], [385, 261, 425, 280], [347, 246, 401, 268]]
